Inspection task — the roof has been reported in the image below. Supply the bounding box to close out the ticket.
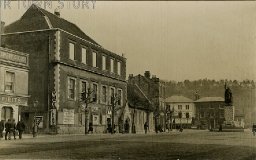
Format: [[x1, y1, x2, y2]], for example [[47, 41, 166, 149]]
[[127, 83, 154, 111], [195, 97, 224, 102], [5, 4, 99, 46], [165, 95, 193, 103]]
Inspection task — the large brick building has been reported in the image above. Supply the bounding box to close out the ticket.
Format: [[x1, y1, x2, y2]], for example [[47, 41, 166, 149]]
[[128, 71, 166, 132], [0, 47, 29, 123], [1, 5, 127, 134]]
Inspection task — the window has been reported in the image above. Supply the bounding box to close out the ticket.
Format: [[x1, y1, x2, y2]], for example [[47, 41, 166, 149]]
[[200, 112, 205, 118], [178, 112, 182, 118], [101, 85, 107, 103], [92, 83, 98, 102], [102, 55, 106, 70], [117, 61, 121, 75], [93, 115, 99, 125], [110, 59, 114, 73], [186, 113, 190, 119], [92, 51, 97, 67], [81, 81, 87, 93], [5, 71, 15, 92], [1, 107, 13, 121], [117, 89, 122, 105], [220, 110, 224, 118], [68, 78, 76, 100], [186, 105, 189, 110], [69, 42, 75, 60], [178, 105, 182, 110], [82, 47, 87, 64], [110, 87, 115, 104]]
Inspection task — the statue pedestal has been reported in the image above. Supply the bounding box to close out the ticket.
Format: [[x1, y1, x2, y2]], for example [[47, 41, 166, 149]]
[[224, 106, 234, 122]]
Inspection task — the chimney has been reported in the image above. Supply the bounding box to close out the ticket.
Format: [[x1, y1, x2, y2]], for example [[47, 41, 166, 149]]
[[1, 21, 5, 34], [54, 8, 60, 17], [144, 71, 151, 79], [128, 74, 133, 80]]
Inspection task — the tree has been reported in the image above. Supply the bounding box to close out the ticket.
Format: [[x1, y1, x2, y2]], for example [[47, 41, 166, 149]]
[[109, 93, 123, 134], [80, 88, 94, 135]]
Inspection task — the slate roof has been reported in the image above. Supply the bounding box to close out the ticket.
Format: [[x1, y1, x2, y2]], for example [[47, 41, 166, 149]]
[[195, 97, 224, 102], [165, 95, 193, 103], [5, 4, 99, 45]]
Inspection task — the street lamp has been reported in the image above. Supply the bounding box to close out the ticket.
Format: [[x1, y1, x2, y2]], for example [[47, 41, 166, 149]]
[[33, 99, 38, 137]]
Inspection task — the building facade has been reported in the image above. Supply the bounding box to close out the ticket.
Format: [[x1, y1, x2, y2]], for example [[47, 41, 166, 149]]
[[0, 47, 29, 123], [127, 81, 154, 133], [128, 71, 166, 132], [165, 95, 195, 129], [194, 97, 225, 130], [2, 5, 127, 134]]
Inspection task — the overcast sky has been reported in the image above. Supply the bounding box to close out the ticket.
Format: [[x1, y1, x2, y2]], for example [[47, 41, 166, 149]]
[[1, 1, 256, 81]]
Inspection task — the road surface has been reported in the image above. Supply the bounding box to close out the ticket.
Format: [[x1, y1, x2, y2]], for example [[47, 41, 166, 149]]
[[0, 129, 255, 159]]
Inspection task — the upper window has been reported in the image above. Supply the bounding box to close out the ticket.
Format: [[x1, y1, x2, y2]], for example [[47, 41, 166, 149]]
[[92, 83, 98, 102], [101, 85, 107, 103], [117, 89, 122, 105], [82, 47, 87, 64], [110, 87, 115, 104], [92, 51, 97, 67], [117, 61, 121, 75], [5, 71, 15, 93], [102, 55, 106, 70], [68, 77, 76, 100], [186, 105, 189, 110], [81, 81, 87, 93], [178, 105, 182, 110], [110, 59, 114, 73], [69, 42, 75, 60]]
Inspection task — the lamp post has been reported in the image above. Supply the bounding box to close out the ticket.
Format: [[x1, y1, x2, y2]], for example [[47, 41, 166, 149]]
[[33, 100, 38, 137]]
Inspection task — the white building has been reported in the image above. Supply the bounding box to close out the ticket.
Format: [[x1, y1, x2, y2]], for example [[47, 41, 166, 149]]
[[165, 95, 195, 128]]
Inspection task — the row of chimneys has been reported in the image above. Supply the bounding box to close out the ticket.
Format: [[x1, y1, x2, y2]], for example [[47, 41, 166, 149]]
[[129, 71, 159, 81]]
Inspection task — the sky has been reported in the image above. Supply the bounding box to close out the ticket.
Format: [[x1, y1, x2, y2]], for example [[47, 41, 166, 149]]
[[1, 1, 256, 82]]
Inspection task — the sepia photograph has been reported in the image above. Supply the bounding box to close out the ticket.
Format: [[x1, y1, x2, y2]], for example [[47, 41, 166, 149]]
[[0, 1, 255, 159]]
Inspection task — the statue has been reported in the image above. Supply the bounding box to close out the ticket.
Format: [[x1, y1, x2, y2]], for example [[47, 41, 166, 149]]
[[224, 83, 233, 105]]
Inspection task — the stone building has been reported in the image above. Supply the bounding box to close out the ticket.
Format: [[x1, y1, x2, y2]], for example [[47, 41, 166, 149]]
[[127, 80, 154, 133], [165, 95, 195, 129], [1, 5, 127, 134], [128, 71, 166, 132], [194, 97, 225, 130], [0, 47, 29, 123]]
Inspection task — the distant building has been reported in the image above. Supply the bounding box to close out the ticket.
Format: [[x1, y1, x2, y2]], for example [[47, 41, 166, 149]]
[[0, 47, 29, 123], [2, 5, 127, 134], [165, 95, 195, 128], [128, 71, 167, 132], [194, 97, 225, 130]]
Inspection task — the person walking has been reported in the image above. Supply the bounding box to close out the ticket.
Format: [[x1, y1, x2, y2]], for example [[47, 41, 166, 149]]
[[17, 120, 26, 139], [32, 119, 38, 138], [0, 120, 4, 139], [144, 122, 148, 134], [5, 119, 11, 140], [10, 119, 16, 140]]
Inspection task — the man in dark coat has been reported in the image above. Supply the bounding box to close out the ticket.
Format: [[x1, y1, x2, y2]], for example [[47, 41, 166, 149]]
[[144, 122, 148, 134], [5, 119, 11, 140], [0, 120, 4, 139], [10, 119, 16, 140], [17, 120, 26, 139]]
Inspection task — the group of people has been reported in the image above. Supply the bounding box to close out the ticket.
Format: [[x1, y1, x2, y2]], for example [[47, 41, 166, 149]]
[[0, 119, 26, 140]]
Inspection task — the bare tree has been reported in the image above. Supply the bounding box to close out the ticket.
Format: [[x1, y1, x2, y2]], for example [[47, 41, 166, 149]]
[[80, 88, 94, 135]]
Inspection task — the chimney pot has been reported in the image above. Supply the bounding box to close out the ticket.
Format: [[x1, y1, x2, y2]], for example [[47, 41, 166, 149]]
[[144, 71, 151, 79], [54, 8, 60, 17]]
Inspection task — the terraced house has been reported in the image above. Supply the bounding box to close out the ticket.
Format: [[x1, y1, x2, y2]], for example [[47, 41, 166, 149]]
[[1, 5, 127, 134]]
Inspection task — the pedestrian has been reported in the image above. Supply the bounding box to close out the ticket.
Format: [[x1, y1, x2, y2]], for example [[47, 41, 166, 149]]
[[219, 124, 222, 132], [252, 124, 256, 136], [17, 120, 26, 139], [144, 122, 148, 134], [88, 122, 93, 134], [10, 119, 16, 140], [5, 119, 11, 140], [32, 119, 38, 137], [0, 120, 4, 139]]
